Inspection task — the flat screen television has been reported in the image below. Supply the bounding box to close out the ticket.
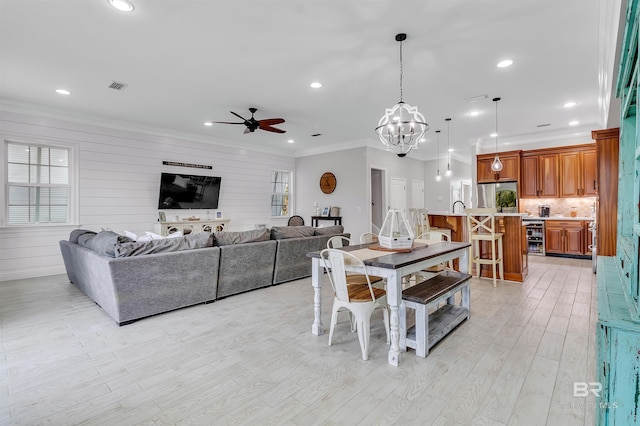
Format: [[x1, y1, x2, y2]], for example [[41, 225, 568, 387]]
[[157, 172, 221, 210]]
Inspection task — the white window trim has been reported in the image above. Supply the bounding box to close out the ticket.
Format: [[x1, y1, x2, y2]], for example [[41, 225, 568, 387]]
[[2, 137, 79, 227], [270, 169, 293, 219]]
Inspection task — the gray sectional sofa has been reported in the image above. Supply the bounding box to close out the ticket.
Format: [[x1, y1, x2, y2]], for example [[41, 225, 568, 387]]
[[59, 225, 348, 325]]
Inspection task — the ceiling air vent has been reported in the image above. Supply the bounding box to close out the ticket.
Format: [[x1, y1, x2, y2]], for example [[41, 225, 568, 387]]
[[108, 81, 128, 91], [536, 123, 551, 128]]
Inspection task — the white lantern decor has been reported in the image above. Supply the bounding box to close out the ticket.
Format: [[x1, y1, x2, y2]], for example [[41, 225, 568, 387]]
[[378, 209, 415, 250]]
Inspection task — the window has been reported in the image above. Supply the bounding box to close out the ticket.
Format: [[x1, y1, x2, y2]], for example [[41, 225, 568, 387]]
[[6, 142, 70, 225], [271, 170, 291, 217]]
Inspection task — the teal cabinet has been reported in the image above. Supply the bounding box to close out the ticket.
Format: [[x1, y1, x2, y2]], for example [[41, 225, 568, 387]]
[[598, 0, 640, 423]]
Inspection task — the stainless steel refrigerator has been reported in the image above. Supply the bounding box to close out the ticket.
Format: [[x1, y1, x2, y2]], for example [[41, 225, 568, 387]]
[[477, 181, 518, 212]]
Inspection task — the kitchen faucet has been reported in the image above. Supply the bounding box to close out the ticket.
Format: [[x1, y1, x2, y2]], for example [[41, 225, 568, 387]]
[[452, 200, 466, 213]]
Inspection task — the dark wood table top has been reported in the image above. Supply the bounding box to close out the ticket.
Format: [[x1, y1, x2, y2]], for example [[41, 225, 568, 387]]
[[307, 241, 470, 270]]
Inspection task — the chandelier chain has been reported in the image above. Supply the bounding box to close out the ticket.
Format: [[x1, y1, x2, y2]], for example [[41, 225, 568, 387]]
[[399, 39, 403, 103]]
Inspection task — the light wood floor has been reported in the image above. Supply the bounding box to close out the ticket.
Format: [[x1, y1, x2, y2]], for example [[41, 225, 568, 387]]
[[0, 256, 597, 425]]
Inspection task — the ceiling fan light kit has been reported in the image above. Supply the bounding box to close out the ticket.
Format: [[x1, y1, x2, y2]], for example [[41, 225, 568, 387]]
[[210, 107, 286, 134], [375, 33, 428, 158]]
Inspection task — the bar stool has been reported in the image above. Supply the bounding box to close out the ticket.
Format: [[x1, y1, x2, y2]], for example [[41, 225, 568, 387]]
[[420, 208, 452, 241], [464, 208, 504, 287]]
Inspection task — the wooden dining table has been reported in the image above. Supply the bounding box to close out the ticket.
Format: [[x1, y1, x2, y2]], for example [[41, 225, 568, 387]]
[[307, 240, 470, 366]]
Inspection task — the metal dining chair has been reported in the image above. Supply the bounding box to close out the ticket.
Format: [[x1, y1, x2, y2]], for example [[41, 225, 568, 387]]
[[320, 248, 390, 360]]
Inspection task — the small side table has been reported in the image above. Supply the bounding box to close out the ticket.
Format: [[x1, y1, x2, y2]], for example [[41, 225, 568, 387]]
[[311, 216, 342, 227]]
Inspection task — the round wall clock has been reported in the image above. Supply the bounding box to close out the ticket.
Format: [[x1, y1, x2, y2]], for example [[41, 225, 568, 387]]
[[320, 172, 337, 194]]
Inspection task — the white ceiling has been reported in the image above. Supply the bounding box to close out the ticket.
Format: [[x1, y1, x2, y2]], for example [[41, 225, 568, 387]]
[[0, 0, 606, 161]]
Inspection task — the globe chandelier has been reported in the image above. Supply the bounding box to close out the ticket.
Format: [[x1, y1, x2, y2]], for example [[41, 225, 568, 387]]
[[375, 33, 429, 158]]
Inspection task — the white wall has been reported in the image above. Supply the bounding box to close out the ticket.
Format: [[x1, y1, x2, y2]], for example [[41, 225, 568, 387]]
[[0, 111, 294, 282], [421, 157, 472, 212], [295, 147, 368, 237]]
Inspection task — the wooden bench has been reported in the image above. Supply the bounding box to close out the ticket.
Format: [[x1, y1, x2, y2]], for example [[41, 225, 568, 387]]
[[399, 270, 471, 357]]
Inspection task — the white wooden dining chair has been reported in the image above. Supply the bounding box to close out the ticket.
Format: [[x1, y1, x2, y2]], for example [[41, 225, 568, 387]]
[[320, 249, 390, 360]]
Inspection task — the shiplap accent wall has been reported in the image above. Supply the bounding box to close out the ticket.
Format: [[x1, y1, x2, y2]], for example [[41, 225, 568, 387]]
[[0, 111, 294, 282]]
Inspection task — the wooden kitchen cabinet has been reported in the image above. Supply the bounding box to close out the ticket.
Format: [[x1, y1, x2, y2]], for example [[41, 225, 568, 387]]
[[520, 153, 559, 198], [545, 220, 584, 255], [476, 151, 520, 183], [559, 147, 597, 197], [581, 149, 597, 196]]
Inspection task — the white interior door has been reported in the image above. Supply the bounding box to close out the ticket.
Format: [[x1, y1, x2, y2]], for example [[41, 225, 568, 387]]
[[370, 168, 385, 232], [411, 180, 424, 208], [390, 177, 406, 211]]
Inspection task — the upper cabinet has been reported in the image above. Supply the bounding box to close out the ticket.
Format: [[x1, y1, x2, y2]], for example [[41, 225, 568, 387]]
[[476, 151, 520, 183], [520, 152, 559, 198], [477, 144, 596, 199], [559, 147, 598, 197]]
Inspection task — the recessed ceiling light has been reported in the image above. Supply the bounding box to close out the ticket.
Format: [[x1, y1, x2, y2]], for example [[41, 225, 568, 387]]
[[569, 120, 580, 126], [468, 111, 480, 117], [204, 121, 213, 126], [310, 82, 322, 89], [563, 101, 577, 108], [55, 89, 70, 95], [490, 132, 498, 138], [497, 59, 513, 68], [109, 0, 134, 12], [448, 148, 454, 152], [287, 139, 294, 144]]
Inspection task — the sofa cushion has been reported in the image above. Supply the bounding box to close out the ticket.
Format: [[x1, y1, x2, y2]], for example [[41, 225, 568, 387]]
[[114, 232, 213, 257], [78, 230, 134, 257], [270, 226, 315, 240], [70, 229, 96, 244], [214, 229, 270, 246], [313, 225, 344, 235]]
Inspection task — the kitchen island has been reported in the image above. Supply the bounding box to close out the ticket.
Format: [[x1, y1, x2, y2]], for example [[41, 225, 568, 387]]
[[428, 212, 528, 282]]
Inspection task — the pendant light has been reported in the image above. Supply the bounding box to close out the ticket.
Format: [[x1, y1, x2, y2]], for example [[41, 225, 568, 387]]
[[375, 33, 429, 158], [435, 130, 442, 181], [491, 97, 503, 172], [445, 118, 453, 177]]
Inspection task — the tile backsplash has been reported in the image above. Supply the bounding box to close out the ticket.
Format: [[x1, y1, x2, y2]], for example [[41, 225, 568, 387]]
[[519, 197, 596, 217]]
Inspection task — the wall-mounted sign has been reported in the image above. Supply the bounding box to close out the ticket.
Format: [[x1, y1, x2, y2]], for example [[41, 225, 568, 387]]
[[162, 161, 212, 170]]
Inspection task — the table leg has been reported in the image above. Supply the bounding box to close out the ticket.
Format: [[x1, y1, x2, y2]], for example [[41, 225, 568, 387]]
[[386, 270, 401, 366], [459, 247, 469, 274], [311, 258, 324, 335]]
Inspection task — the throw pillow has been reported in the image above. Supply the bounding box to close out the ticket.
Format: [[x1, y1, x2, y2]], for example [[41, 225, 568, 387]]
[[144, 231, 165, 240], [213, 228, 270, 246], [270, 226, 315, 240], [314, 225, 345, 236], [114, 231, 213, 257], [80, 230, 134, 257], [70, 229, 96, 244], [123, 230, 138, 240]]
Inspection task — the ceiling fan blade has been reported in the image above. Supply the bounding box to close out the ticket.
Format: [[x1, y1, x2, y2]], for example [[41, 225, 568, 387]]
[[230, 111, 248, 121], [210, 121, 245, 125], [258, 118, 285, 126], [259, 124, 286, 134]]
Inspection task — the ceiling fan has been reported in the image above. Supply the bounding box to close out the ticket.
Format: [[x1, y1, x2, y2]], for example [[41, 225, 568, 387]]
[[212, 107, 286, 134]]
